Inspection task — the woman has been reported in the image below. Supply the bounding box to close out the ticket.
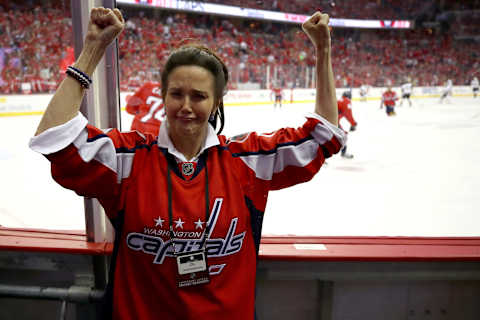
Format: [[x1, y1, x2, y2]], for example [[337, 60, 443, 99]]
[[30, 7, 345, 320]]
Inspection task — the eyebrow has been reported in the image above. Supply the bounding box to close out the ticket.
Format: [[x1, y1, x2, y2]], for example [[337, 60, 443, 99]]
[[192, 89, 209, 95], [169, 87, 209, 96]]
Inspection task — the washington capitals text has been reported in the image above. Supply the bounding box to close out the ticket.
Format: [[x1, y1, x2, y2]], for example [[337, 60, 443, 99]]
[[125, 198, 246, 264]]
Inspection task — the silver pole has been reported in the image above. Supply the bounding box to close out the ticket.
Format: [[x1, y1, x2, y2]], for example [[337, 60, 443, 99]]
[[266, 65, 270, 89], [305, 66, 309, 89], [71, 0, 117, 245], [59, 300, 68, 320], [0, 284, 104, 303], [70, 0, 120, 298]]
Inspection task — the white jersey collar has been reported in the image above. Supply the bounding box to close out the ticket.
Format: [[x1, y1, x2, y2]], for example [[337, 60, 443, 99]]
[[157, 120, 220, 162]]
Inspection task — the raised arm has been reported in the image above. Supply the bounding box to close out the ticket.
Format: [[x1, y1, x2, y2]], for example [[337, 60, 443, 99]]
[[34, 7, 125, 135], [302, 12, 338, 126]]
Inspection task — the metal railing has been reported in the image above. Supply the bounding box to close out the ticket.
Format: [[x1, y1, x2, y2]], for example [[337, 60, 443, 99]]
[[0, 284, 104, 320]]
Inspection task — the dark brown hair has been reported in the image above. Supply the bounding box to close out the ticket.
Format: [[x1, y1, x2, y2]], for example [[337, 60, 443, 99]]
[[161, 44, 229, 134]]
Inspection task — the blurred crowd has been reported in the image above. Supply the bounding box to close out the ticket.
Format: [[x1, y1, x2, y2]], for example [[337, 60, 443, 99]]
[[0, 5, 71, 93], [0, 0, 479, 94]]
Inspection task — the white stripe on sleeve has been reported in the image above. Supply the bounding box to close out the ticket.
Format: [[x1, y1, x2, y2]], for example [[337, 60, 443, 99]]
[[29, 112, 134, 183], [239, 139, 320, 181], [29, 113, 88, 155], [306, 113, 347, 147], [238, 114, 346, 181], [73, 129, 134, 183]]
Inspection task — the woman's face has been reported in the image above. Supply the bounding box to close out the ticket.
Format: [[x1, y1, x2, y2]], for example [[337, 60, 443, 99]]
[[164, 65, 217, 140]]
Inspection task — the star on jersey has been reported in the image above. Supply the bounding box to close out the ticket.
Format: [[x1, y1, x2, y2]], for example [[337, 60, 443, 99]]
[[174, 218, 185, 229], [194, 219, 205, 230], [154, 217, 164, 227]]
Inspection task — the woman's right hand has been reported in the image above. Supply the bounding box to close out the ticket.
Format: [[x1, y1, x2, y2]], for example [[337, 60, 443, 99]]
[[85, 7, 125, 50], [302, 11, 331, 52]]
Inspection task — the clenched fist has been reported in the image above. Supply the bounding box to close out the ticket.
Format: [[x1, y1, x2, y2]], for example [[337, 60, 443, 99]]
[[302, 12, 331, 51], [85, 7, 125, 49]]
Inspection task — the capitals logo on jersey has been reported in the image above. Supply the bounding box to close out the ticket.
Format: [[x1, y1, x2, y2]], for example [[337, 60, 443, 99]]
[[126, 82, 165, 136], [126, 198, 246, 275]]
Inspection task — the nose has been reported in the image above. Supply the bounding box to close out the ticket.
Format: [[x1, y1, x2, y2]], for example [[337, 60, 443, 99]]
[[178, 96, 193, 114]]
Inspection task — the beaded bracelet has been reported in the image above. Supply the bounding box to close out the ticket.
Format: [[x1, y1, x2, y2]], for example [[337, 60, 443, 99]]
[[66, 66, 92, 89]]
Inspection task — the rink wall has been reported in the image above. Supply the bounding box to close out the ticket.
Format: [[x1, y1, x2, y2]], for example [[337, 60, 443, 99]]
[[0, 85, 474, 117], [223, 85, 474, 106]]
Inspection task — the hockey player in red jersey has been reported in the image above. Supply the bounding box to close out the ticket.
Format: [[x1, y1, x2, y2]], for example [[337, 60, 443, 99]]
[[270, 83, 283, 108], [125, 81, 165, 135], [380, 85, 398, 116], [337, 91, 356, 158], [30, 8, 345, 320], [337, 91, 357, 131]]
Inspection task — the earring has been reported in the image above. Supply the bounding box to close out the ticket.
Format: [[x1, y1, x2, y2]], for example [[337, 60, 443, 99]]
[[209, 113, 215, 122]]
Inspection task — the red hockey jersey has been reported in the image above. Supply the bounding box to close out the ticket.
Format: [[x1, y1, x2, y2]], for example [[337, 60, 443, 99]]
[[381, 90, 398, 107], [337, 96, 357, 130], [29, 113, 345, 320], [271, 87, 282, 96], [125, 81, 164, 135]]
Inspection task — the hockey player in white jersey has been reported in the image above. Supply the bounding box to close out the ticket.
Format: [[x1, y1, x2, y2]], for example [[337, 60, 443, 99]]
[[399, 81, 413, 107], [359, 84, 371, 102], [471, 76, 479, 98], [439, 79, 453, 104]]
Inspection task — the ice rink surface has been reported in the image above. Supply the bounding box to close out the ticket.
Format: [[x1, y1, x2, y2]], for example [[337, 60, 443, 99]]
[[1, 96, 479, 237]]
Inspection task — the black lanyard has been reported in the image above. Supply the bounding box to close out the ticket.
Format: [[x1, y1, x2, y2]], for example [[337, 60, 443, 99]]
[[166, 153, 210, 251]]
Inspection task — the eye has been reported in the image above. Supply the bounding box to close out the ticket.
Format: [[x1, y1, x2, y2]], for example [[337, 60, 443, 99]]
[[169, 90, 182, 98], [192, 92, 207, 101]]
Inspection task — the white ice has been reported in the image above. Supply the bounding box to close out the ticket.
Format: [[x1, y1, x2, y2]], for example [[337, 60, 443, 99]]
[[1, 96, 479, 237]]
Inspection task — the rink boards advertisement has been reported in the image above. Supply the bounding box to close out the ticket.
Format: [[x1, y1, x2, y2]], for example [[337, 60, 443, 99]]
[[0, 86, 474, 116]]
